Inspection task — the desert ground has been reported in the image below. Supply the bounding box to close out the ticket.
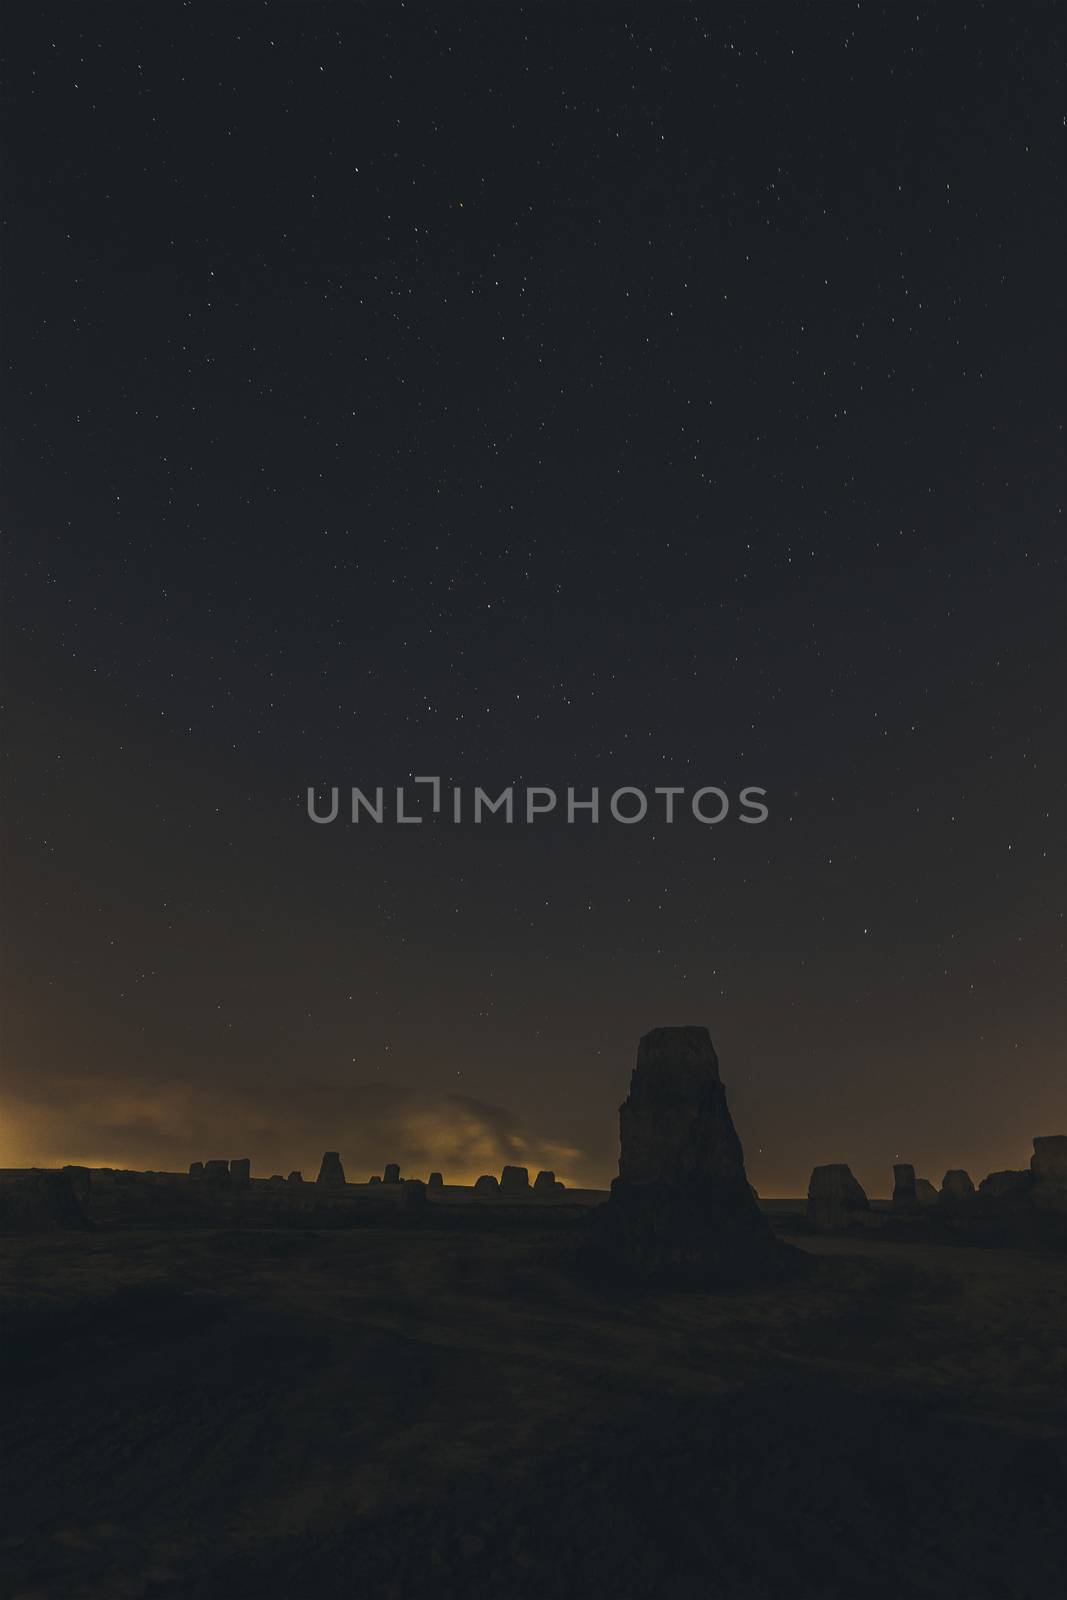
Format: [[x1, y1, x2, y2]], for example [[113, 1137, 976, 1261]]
[[2, 1215, 1064, 1600]]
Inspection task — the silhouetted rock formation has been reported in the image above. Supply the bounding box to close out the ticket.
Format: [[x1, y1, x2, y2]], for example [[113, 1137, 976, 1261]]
[[892, 1164, 918, 1210], [269, 1174, 285, 1187], [500, 1165, 530, 1193], [202, 1160, 231, 1184], [0, 1169, 90, 1233], [807, 1164, 870, 1233], [229, 1158, 251, 1186], [597, 1026, 788, 1287], [400, 1178, 427, 1217], [189, 1161, 204, 1177], [474, 1174, 499, 1194], [1031, 1135, 1067, 1210], [368, 1175, 382, 1184], [979, 1170, 1031, 1200], [534, 1169, 556, 1192], [915, 1178, 939, 1207], [613, 1028, 740, 1187], [316, 1152, 346, 1186], [286, 1171, 303, 1185], [427, 1171, 443, 1188], [940, 1169, 975, 1206], [383, 1163, 401, 1184]]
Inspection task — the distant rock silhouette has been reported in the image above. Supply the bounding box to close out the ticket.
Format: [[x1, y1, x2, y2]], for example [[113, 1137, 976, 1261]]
[[316, 1152, 346, 1186], [915, 1178, 939, 1207], [807, 1164, 870, 1233], [229, 1158, 251, 1187], [268, 1174, 285, 1187], [474, 1174, 499, 1194], [940, 1169, 975, 1206], [368, 1175, 382, 1184], [892, 1164, 918, 1210], [427, 1171, 443, 1188], [202, 1160, 230, 1184], [383, 1163, 401, 1184], [1031, 1135, 1067, 1210], [597, 1026, 788, 1286], [286, 1171, 303, 1185], [400, 1177, 427, 1217], [533, 1169, 556, 1192], [979, 1170, 1031, 1200], [500, 1165, 530, 1193], [188, 1161, 204, 1177]]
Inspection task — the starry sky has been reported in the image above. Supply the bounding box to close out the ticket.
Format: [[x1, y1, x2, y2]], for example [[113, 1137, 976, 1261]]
[[4, 4, 1064, 1194]]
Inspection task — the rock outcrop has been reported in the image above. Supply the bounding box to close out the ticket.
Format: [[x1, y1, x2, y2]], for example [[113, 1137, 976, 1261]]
[[473, 1174, 499, 1194], [427, 1171, 443, 1188], [383, 1163, 401, 1184], [202, 1160, 231, 1184], [286, 1171, 303, 1185], [189, 1161, 204, 1177], [500, 1165, 530, 1193], [229, 1158, 251, 1186], [892, 1164, 918, 1210], [979, 1170, 1032, 1201], [1031, 1135, 1067, 1211], [597, 1026, 788, 1286], [316, 1152, 346, 1186], [268, 1174, 285, 1187], [939, 1169, 975, 1206], [807, 1164, 870, 1233], [533, 1169, 556, 1192], [915, 1178, 939, 1207]]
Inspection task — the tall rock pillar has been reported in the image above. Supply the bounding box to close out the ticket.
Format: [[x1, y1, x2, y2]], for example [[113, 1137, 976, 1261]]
[[597, 1026, 788, 1286]]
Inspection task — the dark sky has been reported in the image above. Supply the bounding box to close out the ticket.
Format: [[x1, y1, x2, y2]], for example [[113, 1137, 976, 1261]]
[[4, 4, 1064, 1194]]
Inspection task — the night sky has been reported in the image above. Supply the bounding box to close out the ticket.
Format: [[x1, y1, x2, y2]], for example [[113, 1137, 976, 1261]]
[[4, 5, 1064, 1194]]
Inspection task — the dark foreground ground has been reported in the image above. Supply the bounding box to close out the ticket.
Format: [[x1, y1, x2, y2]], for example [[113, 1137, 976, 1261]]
[[2, 1220, 1064, 1600]]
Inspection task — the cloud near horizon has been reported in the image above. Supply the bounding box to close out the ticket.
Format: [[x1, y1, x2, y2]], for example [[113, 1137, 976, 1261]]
[[0, 1073, 594, 1187]]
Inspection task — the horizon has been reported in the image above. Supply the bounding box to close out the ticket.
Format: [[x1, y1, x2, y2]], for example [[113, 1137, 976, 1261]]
[[4, 1044, 1061, 1200]]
